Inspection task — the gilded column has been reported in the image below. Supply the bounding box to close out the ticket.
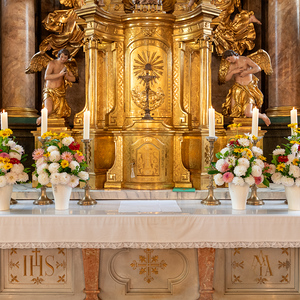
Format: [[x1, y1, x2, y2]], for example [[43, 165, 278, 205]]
[[267, 0, 300, 116], [1, 0, 37, 117]]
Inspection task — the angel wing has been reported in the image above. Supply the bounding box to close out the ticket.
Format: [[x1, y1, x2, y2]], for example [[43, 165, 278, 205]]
[[218, 58, 230, 85], [247, 49, 273, 75], [60, 0, 85, 8], [65, 58, 79, 85], [25, 52, 53, 74]]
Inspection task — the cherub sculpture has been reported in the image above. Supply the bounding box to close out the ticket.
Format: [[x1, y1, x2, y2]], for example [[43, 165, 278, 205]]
[[219, 49, 273, 126]]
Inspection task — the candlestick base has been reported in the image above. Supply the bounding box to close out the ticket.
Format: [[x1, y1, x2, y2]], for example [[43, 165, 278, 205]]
[[201, 193, 221, 206], [77, 186, 97, 206], [247, 184, 264, 206], [33, 186, 54, 205], [10, 198, 17, 205]]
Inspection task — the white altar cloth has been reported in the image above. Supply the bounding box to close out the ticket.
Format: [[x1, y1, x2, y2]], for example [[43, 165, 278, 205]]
[[0, 200, 299, 249]]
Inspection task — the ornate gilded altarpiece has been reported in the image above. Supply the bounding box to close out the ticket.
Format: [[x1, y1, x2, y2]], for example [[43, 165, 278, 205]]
[[70, 0, 226, 189]]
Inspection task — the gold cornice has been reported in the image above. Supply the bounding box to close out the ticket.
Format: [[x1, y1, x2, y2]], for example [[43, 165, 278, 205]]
[[3, 107, 39, 118], [267, 106, 300, 117]]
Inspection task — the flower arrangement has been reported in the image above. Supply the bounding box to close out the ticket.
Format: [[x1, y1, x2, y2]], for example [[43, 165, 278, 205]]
[[0, 128, 29, 187], [208, 125, 274, 187], [271, 123, 300, 187], [32, 131, 89, 188]]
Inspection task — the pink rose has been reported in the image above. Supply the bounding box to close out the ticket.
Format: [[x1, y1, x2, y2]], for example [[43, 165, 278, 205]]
[[222, 172, 234, 183], [0, 152, 10, 159], [254, 176, 263, 185], [74, 153, 84, 163], [220, 162, 229, 173]]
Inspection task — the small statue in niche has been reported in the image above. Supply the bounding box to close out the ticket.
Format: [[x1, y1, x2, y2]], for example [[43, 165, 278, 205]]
[[219, 49, 272, 126]]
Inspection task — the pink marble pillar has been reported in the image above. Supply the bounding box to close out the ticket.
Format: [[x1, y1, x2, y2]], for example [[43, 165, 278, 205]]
[[1, 0, 37, 116], [268, 0, 300, 114], [197, 248, 215, 300]]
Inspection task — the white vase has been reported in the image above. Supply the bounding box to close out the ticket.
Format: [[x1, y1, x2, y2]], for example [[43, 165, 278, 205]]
[[52, 184, 72, 210], [0, 184, 13, 211], [228, 183, 250, 210], [285, 185, 300, 210]]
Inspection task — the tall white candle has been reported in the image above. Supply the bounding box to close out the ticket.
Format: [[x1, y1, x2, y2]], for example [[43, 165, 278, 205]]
[[41, 108, 48, 136], [1, 110, 8, 130], [251, 107, 259, 137], [208, 107, 215, 137], [83, 110, 90, 140], [290, 107, 298, 135]]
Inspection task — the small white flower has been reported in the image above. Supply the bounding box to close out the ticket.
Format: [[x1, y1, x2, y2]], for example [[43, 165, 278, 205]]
[[271, 172, 283, 184], [11, 164, 24, 174], [50, 173, 60, 185], [289, 165, 300, 178], [220, 147, 230, 155], [69, 161, 80, 171], [238, 138, 250, 147], [234, 165, 247, 177], [245, 175, 255, 186], [6, 140, 16, 148], [251, 146, 263, 157], [225, 156, 236, 166], [0, 176, 7, 187], [253, 159, 264, 169], [38, 173, 50, 185], [47, 146, 59, 152], [216, 159, 226, 172], [9, 151, 21, 160], [48, 163, 60, 174], [291, 144, 299, 154], [232, 177, 245, 186], [214, 173, 224, 186], [49, 151, 61, 162], [18, 172, 29, 182], [12, 145, 24, 154], [237, 157, 249, 168], [68, 175, 79, 188], [251, 165, 262, 177], [78, 171, 89, 181], [273, 148, 285, 156], [281, 176, 294, 187], [60, 172, 71, 185], [62, 136, 74, 147], [5, 172, 18, 184]]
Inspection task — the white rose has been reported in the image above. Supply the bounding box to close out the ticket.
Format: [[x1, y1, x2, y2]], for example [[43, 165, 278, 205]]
[[220, 147, 230, 155], [216, 159, 226, 172], [38, 173, 50, 185], [234, 165, 247, 177], [0, 176, 7, 187], [50, 173, 60, 185], [11, 164, 24, 174], [289, 165, 300, 178], [36, 157, 47, 166], [271, 172, 282, 184], [48, 163, 60, 174], [47, 146, 59, 152], [286, 154, 295, 165], [232, 177, 245, 186], [5, 172, 18, 184], [49, 151, 61, 162], [214, 173, 224, 186], [12, 145, 24, 154], [281, 176, 294, 187], [7, 140, 16, 148], [69, 161, 80, 171], [268, 164, 276, 174], [253, 159, 264, 169], [251, 165, 262, 177], [245, 175, 255, 186], [238, 138, 250, 147], [37, 163, 48, 175], [62, 137, 74, 147], [60, 172, 71, 185], [18, 172, 29, 182], [273, 148, 285, 156], [251, 146, 263, 157], [78, 171, 89, 181], [68, 175, 79, 188], [237, 158, 249, 168], [295, 178, 300, 187]]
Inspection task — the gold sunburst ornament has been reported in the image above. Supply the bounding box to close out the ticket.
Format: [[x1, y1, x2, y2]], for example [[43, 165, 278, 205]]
[[133, 51, 164, 86]]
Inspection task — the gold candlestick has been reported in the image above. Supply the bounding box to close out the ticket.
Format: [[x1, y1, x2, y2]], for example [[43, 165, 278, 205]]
[[78, 139, 97, 206], [201, 136, 221, 206], [33, 136, 53, 205], [247, 136, 264, 206]]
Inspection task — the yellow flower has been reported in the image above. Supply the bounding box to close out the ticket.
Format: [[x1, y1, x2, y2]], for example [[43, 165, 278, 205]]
[[43, 152, 50, 157], [4, 163, 13, 170], [292, 158, 300, 166], [3, 157, 10, 163], [288, 123, 298, 128], [235, 134, 244, 139], [58, 132, 70, 139], [276, 163, 285, 172], [0, 157, 4, 163], [245, 149, 253, 159], [61, 160, 69, 168], [290, 140, 300, 145], [258, 155, 266, 161], [76, 150, 83, 156], [234, 148, 243, 153], [252, 135, 258, 141]]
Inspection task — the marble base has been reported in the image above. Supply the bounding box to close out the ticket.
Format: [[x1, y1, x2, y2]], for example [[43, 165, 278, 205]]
[[13, 184, 285, 201]]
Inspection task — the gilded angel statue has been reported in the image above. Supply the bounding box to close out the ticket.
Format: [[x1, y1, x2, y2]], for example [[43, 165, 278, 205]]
[[25, 0, 84, 124], [219, 49, 273, 126]]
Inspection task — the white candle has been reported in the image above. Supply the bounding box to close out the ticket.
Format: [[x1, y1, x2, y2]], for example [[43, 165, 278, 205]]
[[251, 107, 259, 137], [208, 107, 215, 137], [41, 108, 48, 136], [290, 107, 298, 135], [1, 110, 8, 130], [83, 110, 90, 140]]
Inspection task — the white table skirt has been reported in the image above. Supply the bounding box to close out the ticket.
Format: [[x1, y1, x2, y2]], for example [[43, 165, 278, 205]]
[[0, 200, 299, 249]]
